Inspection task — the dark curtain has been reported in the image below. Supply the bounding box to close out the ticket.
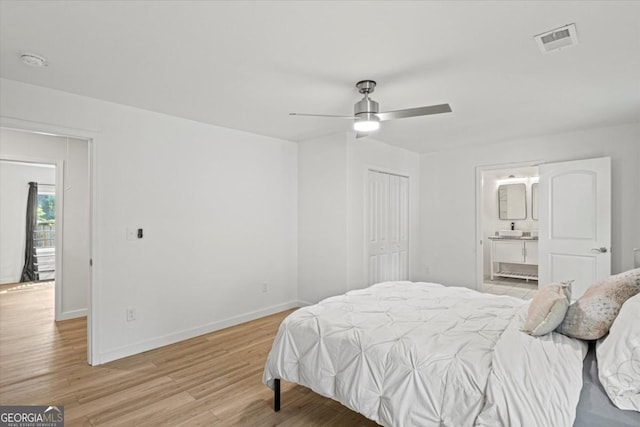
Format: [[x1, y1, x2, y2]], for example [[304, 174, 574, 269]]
[[20, 182, 38, 282]]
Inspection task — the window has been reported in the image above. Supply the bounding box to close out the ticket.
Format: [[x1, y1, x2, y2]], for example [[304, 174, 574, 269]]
[[35, 186, 55, 248]]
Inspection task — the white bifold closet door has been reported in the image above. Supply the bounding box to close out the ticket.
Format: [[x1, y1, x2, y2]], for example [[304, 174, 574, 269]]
[[367, 170, 409, 285]]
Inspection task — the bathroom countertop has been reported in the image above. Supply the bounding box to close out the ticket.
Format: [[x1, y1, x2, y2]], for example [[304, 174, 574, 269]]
[[488, 236, 538, 240]]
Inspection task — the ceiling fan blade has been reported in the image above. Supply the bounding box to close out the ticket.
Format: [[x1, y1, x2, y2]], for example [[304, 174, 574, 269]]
[[289, 113, 355, 119], [356, 132, 369, 139], [376, 104, 452, 121]]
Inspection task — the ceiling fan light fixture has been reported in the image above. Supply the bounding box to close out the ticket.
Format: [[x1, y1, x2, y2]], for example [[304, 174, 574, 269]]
[[290, 79, 452, 134], [353, 113, 380, 132], [353, 118, 380, 132]]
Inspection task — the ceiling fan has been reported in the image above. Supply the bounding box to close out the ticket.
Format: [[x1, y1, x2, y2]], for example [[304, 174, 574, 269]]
[[290, 80, 452, 137]]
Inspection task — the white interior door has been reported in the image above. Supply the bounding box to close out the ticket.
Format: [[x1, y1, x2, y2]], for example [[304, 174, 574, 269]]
[[539, 157, 611, 298], [367, 170, 409, 285]]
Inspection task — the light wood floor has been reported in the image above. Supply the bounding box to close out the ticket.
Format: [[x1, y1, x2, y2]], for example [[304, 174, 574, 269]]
[[0, 284, 377, 426]]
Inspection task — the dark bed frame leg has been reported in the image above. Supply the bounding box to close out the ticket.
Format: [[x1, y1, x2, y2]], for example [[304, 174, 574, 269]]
[[274, 378, 281, 412]]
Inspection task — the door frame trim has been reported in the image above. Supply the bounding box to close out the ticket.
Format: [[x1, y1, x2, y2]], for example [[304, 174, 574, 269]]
[[474, 160, 543, 290]]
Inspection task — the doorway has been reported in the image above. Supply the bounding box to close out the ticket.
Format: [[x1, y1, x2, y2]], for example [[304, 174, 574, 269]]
[[367, 169, 409, 285], [477, 165, 539, 298], [476, 157, 612, 299], [0, 160, 57, 285], [0, 126, 91, 363]]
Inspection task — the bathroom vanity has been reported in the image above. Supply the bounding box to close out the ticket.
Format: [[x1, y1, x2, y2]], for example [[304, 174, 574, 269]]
[[489, 236, 538, 281]]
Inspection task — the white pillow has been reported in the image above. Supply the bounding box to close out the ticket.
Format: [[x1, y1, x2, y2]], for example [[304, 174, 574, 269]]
[[521, 282, 572, 336], [596, 293, 640, 411]]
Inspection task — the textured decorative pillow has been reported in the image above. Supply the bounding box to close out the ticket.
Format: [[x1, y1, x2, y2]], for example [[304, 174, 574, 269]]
[[522, 281, 572, 336], [556, 268, 640, 340], [596, 293, 640, 411]]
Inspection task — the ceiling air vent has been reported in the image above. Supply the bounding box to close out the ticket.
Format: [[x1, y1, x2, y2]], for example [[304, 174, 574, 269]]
[[534, 24, 578, 54]]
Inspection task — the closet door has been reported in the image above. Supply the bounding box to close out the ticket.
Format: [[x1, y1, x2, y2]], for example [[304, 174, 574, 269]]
[[367, 170, 409, 285]]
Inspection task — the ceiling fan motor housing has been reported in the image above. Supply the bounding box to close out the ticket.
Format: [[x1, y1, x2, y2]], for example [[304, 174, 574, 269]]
[[354, 97, 379, 117], [354, 80, 379, 120]]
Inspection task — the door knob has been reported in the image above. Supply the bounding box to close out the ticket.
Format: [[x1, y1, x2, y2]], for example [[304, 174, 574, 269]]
[[591, 247, 608, 253]]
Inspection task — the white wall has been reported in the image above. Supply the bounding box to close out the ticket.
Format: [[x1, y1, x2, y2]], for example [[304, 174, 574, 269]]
[[0, 130, 89, 319], [0, 161, 56, 284], [418, 123, 640, 288], [0, 78, 298, 364], [298, 132, 420, 303], [298, 134, 347, 303]]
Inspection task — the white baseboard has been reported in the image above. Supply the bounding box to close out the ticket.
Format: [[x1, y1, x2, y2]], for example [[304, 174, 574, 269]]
[[57, 308, 87, 321], [97, 300, 302, 365]]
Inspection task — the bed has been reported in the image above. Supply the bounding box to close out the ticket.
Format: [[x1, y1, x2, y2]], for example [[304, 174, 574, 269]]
[[575, 343, 640, 427], [263, 281, 640, 426]]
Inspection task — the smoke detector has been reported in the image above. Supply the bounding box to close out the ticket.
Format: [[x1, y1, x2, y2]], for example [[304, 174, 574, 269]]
[[21, 53, 48, 67], [534, 24, 578, 54]]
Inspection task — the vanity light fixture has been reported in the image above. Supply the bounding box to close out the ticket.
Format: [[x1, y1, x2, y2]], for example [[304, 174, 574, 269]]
[[496, 176, 539, 185], [496, 176, 527, 185]]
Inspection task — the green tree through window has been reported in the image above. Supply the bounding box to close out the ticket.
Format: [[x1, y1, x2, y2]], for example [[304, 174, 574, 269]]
[[37, 194, 56, 223], [36, 192, 55, 249]]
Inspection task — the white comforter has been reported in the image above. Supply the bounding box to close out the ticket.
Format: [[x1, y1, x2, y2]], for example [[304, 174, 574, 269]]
[[263, 281, 587, 427]]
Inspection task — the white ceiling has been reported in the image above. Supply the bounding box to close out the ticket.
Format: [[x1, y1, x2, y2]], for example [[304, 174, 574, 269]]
[[1, 1, 638, 153]]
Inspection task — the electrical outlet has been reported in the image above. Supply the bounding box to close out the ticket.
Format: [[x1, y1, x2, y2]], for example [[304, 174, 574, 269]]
[[262, 283, 269, 293], [126, 307, 137, 322], [425, 266, 431, 275]]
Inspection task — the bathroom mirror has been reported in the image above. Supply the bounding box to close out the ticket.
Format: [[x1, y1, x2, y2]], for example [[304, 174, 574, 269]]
[[498, 183, 527, 220], [531, 183, 539, 220]]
